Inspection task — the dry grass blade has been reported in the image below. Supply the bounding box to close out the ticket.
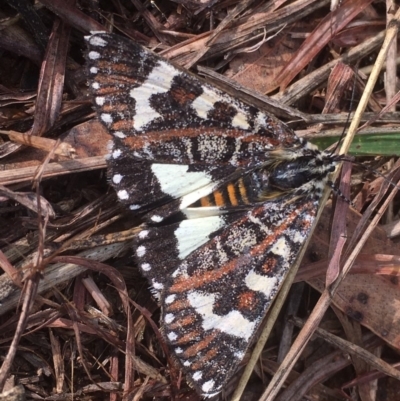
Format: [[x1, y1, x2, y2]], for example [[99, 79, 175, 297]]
[[292, 316, 400, 380], [0, 156, 106, 185], [325, 162, 351, 287], [1, 130, 76, 158], [31, 20, 69, 137]]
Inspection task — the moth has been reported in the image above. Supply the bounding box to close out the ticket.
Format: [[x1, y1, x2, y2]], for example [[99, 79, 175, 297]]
[[86, 32, 339, 397]]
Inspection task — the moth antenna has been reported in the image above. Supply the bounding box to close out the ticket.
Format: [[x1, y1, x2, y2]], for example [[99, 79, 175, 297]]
[[330, 155, 400, 207], [349, 159, 400, 192], [327, 180, 354, 207]]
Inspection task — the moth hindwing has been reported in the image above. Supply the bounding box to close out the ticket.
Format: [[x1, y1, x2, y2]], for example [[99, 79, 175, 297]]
[[86, 32, 338, 397]]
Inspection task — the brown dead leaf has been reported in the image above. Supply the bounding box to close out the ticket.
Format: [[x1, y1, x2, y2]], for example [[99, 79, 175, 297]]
[[302, 202, 400, 350], [226, 30, 303, 94], [63, 120, 111, 158]]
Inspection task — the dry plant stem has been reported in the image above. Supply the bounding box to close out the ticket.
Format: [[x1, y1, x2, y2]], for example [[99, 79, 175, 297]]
[[0, 155, 106, 186], [385, 0, 397, 109], [291, 316, 400, 380], [0, 250, 22, 287], [277, 282, 304, 364], [345, 160, 400, 254], [0, 274, 40, 390], [0, 130, 76, 157], [333, 310, 375, 401], [384, 0, 397, 225], [67, 303, 100, 388], [260, 10, 400, 401], [49, 328, 65, 393], [326, 162, 351, 287], [358, 90, 400, 130], [275, 350, 348, 401]]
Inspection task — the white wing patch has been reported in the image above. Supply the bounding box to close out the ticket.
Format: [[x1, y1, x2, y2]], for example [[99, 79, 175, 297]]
[[130, 60, 178, 130], [174, 216, 226, 259], [186, 290, 256, 341], [191, 86, 250, 130], [270, 237, 290, 258], [245, 269, 278, 298], [151, 163, 213, 199]]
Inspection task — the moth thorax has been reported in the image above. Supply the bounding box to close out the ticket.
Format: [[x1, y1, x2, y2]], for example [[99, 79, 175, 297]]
[[267, 157, 336, 191]]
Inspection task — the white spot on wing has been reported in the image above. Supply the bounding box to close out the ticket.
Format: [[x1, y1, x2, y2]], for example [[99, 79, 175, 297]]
[[152, 280, 163, 290], [96, 97, 105, 106], [226, 226, 257, 255], [202, 380, 215, 393], [248, 213, 271, 234], [230, 137, 243, 166], [138, 230, 149, 239], [90, 67, 98, 74], [193, 371, 202, 381], [245, 269, 278, 299], [136, 246, 146, 257], [234, 351, 245, 360], [151, 215, 163, 223], [112, 174, 123, 184], [114, 131, 126, 138], [117, 190, 129, 200], [197, 135, 228, 163], [165, 294, 176, 304], [141, 263, 151, 271], [112, 149, 122, 159], [187, 291, 256, 340], [89, 36, 107, 47], [291, 230, 306, 243], [101, 113, 113, 124], [254, 111, 267, 130], [92, 82, 100, 89], [129, 204, 140, 210], [191, 86, 249, 131], [167, 332, 178, 341], [130, 60, 178, 130], [88, 51, 100, 60], [165, 313, 175, 323], [270, 237, 289, 258]]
